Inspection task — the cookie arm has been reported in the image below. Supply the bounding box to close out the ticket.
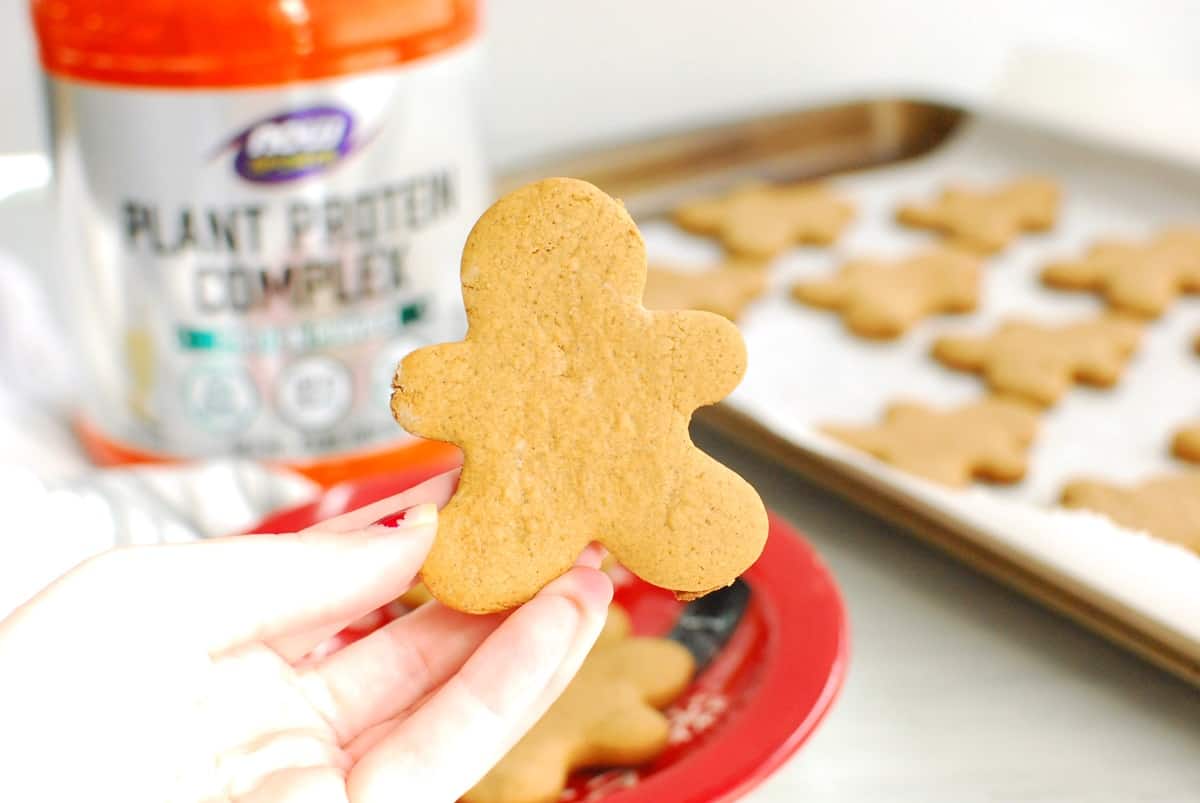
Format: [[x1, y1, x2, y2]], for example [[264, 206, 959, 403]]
[[655, 310, 747, 410], [821, 423, 888, 460], [672, 197, 726, 234], [724, 213, 796, 258], [1183, 263, 1200, 292], [790, 276, 848, 310], [895, 201, 940, 229], [931, 333, 990, 371], [823, 421, 964, 485], [1041, 258, 1102, 290], [1171, 425, 1200, 462], [1103, 266, 1175, 317], [1072, 347, 1130, 387], [975, 441, 1031, 484], [1060, 479, 1116, 510], [390, 342, 473, 443]]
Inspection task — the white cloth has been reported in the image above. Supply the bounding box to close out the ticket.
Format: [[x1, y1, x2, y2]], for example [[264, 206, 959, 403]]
[[0, 250, 318, 617]]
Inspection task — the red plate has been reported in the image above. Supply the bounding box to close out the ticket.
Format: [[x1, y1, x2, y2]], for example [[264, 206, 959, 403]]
[[251, 464, 849, 803]]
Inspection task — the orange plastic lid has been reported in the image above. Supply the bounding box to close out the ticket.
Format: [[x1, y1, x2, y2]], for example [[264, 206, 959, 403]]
[[31, 0, 478, 88]]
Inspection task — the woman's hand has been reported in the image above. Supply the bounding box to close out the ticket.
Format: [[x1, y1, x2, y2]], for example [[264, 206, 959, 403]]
[[0, 469, 613, 803]]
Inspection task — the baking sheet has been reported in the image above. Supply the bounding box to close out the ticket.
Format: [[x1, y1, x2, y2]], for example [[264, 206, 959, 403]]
[[640, 117, 1200, 657]]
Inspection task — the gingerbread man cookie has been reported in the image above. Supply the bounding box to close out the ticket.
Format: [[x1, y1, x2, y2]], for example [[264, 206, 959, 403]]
[[1041, 227, 1200, 318], [896, 176, 1060, 253], [464, 632, 694, 803], [672, 181, 854, 258], [391, 178, 768, 613], [790, 247, 980, 339], [822, 397, 1039, 487], [1060, 474, 1200, 554], [931, 316, 1141, 407], [644, 258, 768, 321]]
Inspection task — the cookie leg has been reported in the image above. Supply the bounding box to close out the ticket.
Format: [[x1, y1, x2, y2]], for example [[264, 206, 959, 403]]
[[1104, 269, 1173, 318], [583, 703, 671, 767], [610, 450, 767, 598], [420, 483, 586, 613], [1041, 259, 1100, 290], [790, 277, 848, 310], [975, 443, 1030, 484]]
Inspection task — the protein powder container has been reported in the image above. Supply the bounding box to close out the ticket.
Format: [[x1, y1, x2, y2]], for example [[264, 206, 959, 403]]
[[31, 0, 487, 485]]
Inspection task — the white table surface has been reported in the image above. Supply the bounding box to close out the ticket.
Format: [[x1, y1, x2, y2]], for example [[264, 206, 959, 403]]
[[692, 429, 1200, 803]]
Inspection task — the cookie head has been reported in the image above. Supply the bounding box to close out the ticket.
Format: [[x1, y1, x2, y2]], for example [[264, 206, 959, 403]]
[[392, 178, 768, 613], [460, 178, 647, 326]]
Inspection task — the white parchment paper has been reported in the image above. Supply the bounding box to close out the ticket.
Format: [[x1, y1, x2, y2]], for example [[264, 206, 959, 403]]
[[641, 117, 1200, 652]]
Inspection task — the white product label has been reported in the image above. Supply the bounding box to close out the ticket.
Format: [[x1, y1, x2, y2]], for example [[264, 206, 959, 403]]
[[49, 44, 489, 460]]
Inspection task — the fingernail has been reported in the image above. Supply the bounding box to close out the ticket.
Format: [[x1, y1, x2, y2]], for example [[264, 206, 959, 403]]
[[574, 543, 605, 570], [371, 503, 437, 529]]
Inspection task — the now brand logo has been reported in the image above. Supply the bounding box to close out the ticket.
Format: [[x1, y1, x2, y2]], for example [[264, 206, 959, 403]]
[[218, 106, 357, 184]]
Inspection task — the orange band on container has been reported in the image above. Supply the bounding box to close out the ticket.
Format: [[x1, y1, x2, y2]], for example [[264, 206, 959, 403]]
[[75, 417, 462, 489], [31, 0, 478, 88]]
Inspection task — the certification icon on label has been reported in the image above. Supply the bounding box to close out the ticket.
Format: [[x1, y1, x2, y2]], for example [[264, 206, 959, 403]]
[[277, 355, 354, 432], [182, 366, 259, 434]]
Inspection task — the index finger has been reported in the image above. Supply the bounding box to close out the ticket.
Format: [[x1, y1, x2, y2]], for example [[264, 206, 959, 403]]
[[299, 468, 460, 534]]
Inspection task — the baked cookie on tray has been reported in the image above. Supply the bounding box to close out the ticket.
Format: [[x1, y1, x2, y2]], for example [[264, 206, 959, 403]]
[[1041, 227, 1200, 318], [672, 181, 854, 258], [1060, 474, 1200, 554], [790, 247, 980, 339], [821, 396, 1039, 487], [931, 315, 1141, 407], [644, 258, 769, 321], [896, 175, 1059, 254]]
